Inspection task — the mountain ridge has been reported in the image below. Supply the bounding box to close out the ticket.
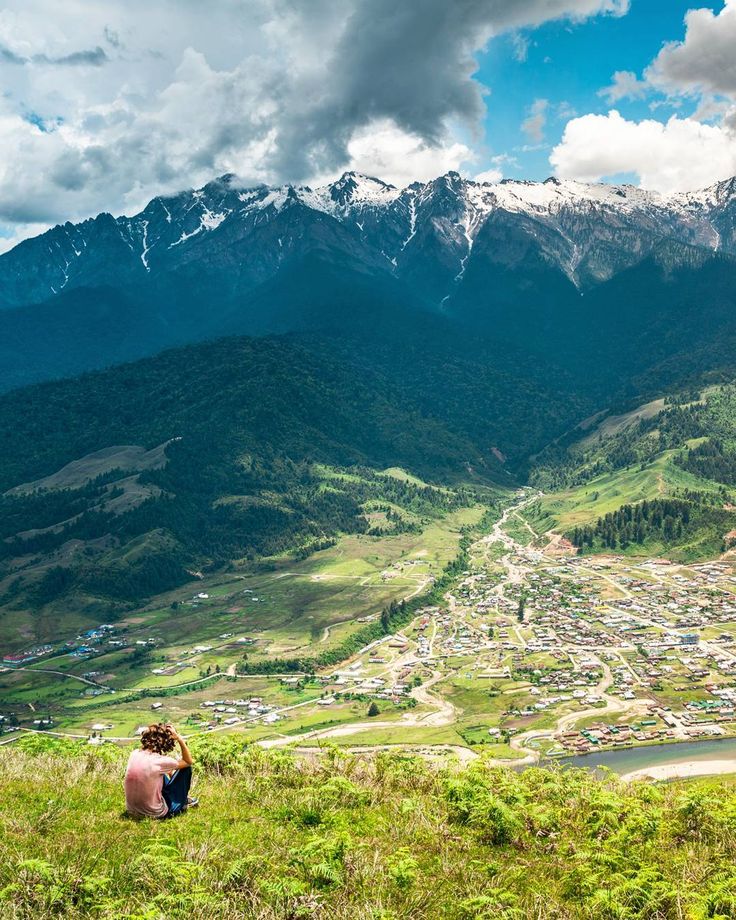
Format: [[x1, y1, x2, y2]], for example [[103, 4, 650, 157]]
[[2, 169, 735, 313]]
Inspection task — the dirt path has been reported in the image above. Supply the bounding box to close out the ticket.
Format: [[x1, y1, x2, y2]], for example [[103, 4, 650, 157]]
[[320, 617, 356, 643], [411, 670, 457, 726], [260, 667, 458, 750], [0, 666, 110, 690], [480, 492, 543, 598], [286, 742, 480, 765]]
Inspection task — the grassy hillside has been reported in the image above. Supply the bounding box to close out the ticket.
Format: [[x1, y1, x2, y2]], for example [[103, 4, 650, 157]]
[[530, 383, 736, 560], [0, 333, 510, 630], [2, 736, 736, 919]]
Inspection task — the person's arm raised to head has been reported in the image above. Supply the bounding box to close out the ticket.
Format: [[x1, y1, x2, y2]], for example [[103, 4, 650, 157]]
[[168, 725, 193, 768]]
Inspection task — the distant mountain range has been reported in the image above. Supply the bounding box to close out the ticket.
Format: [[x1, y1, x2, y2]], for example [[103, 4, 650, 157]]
[[0, 170, 735, 393], [3, 170, 736, 624], [2, 170, 736, 308]]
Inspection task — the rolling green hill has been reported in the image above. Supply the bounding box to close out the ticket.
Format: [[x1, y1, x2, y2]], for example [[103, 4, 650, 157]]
[[0, 333, 508, 640], [530, 383, 736, 560], [3, 736, 736, 920]]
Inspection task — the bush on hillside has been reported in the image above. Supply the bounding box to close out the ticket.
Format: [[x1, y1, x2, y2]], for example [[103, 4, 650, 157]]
[[3, 740, 736, 918]]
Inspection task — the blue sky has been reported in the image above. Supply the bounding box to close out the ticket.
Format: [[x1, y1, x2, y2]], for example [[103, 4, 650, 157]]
[[474, 1, 723, 182], [0, 0, 734, 250]]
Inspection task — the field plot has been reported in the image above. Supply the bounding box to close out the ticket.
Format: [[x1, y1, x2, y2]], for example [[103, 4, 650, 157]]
[[0, 500, 484, 740]]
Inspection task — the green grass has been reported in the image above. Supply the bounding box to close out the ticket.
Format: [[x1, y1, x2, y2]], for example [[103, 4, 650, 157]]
[[540, 451, 681, 531], [3, 736, 736, 919], [536, 384, 736, 562], [539, 447, 736, 563], [577, 399, 666, 448], [0, 504, 484, 736]]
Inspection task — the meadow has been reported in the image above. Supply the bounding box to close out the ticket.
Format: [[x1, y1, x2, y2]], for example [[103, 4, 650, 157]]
[[0, 500, 484, 739], [3, 735, 736, 919]]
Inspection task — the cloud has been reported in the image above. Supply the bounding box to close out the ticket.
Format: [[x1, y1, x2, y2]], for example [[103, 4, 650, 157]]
[[0, 44, 24, 64], [522, 98, 549, 142], [475, 167, 504, 183], [41, 46, 108, 66], [556, 101, 577, 120], [341, 120, 474, 187], [269, 0, 630, 180], [0, 0, 631, 240], [692, 96, 735, 123], [0, 41, 108, 67], [550, 109, 736, 193], [550, 3, 736, 193], [510, 32, 531, 62], [598, 70, 647, 103], [474, 153, 518, 183], [647, 2, 736, 100]]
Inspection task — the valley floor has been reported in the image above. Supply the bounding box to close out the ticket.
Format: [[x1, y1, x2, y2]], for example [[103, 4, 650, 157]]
[[6, 488, 736, 781]]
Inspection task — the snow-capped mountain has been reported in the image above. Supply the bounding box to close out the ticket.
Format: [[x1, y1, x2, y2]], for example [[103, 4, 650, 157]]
[[1, 168, 736, 396], [1, 170, 735, 312]]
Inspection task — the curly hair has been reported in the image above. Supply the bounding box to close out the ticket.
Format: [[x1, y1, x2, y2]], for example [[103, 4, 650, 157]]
[[140, 723, 176, 755]]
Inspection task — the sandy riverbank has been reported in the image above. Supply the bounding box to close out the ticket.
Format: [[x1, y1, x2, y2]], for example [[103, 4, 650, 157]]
[[622, 759, 736, 782]]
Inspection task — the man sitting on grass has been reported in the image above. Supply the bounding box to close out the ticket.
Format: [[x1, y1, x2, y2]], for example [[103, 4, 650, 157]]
[[124, 723, 198, 819]]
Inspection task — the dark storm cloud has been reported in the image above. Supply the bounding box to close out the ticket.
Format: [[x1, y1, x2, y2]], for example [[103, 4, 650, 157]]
[[647, 2, 736, 99], [0, 0, 628, 238], [271, 0, 629, 177]]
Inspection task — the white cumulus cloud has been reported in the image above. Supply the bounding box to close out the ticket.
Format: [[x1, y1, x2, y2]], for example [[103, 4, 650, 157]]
[[550, 110, 736, 194], [341, 121, 474, 188], [554, 4, 736, 193], [0, 0, 631, 244]]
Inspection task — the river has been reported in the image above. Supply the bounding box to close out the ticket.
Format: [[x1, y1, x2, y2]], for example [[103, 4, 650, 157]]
[[550, 736, 736, 780]]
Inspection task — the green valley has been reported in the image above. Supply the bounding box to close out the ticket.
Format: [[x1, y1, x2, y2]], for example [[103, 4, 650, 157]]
[[6, 5, 736, 917], [9, 363, 736, 770]]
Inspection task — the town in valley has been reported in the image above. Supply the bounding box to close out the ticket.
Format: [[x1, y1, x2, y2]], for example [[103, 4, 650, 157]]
[[5, 490, 736, 767]]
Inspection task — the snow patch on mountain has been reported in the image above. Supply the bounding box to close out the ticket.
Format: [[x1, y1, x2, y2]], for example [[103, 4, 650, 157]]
[[4, 168, 736, 312]]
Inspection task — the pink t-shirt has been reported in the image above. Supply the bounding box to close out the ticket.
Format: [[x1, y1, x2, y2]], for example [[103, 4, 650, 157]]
[[124, 748, 180, 818]]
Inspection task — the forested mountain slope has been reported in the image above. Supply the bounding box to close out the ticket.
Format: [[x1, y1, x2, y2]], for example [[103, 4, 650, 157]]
[[530, 383, 736, 561], [1, 171, 736, 393], [0, 332, 517, 627]]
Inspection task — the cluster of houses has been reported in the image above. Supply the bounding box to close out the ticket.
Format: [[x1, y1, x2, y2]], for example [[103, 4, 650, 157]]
[[311, 657, 415, 703], [149, 634, 256, 677], [2, 623, 124, 669], [197, 696, 281, 727], [64, 624, 121, 659], [0, 715, 19, 734], [556, 715, 675, 753], [556, 715, 727, 755], [444, 543, 736, 753], [2, 644, 53, 667]]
